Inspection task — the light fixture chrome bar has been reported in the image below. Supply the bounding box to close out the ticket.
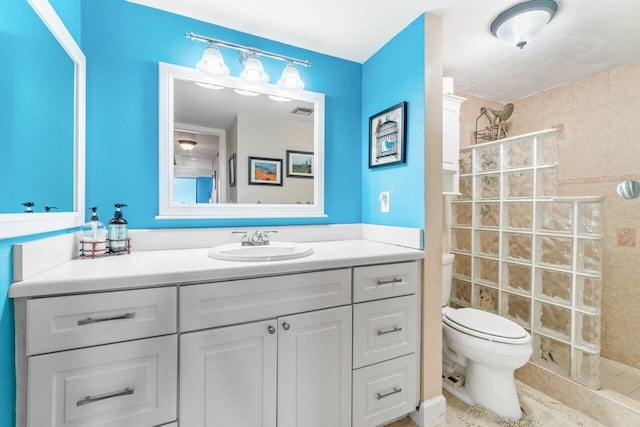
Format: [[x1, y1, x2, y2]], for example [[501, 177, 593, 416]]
[[186, 32, 311, 68]]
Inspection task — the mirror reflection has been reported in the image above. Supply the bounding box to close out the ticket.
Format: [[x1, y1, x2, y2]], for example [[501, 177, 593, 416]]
[[0, 0, 75, 214], [173, 79, 315, 205]]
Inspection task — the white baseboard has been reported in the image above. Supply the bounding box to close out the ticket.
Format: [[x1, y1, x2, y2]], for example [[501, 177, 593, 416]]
[[410, 394, 447, 427]]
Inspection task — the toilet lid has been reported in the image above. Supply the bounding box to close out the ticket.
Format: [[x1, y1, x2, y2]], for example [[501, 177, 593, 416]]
[[443, 307, 530, 344]]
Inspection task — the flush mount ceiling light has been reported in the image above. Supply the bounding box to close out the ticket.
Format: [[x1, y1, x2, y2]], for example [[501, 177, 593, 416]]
[[178, 139, 197, 151], [490, 0, 558, 49], [186, 32, 311, 93]]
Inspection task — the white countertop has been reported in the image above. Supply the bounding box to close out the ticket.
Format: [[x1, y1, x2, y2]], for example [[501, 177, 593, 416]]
[[9, 240, 424, 298]]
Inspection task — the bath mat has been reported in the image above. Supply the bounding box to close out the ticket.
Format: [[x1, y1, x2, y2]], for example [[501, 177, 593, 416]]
[[442, 381, 604, 427], [385, 381, 603, 427]]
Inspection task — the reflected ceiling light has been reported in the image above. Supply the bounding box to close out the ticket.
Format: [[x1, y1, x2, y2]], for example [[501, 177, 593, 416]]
[[239, 52, 270, 84], [268, 95, 292, 102], [233, 88, 261, 97], [186, 32, 311, 92], [178, 139, 197, 151], [196, 43, 230, 77], [490, 0, 557, 49], [195, 81, 224, 90], [278, 62, 304, 91]]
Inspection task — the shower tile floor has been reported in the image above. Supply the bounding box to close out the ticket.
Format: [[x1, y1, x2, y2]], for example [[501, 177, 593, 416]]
[[599, 356, 640, 402]]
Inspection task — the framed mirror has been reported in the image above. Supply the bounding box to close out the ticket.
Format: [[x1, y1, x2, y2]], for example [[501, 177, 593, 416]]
[[158, 62, 325, 218], [0, 0, 85, 238]]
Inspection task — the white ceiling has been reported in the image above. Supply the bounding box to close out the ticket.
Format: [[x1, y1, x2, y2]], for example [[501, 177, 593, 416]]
[[129, 0, 640, 102]]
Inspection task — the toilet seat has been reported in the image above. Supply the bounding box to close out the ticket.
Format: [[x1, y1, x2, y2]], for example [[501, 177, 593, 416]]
[[443, 307, 530, 345]]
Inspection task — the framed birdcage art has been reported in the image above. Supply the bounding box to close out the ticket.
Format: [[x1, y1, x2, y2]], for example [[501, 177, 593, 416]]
[[369, 101, 407, 168]]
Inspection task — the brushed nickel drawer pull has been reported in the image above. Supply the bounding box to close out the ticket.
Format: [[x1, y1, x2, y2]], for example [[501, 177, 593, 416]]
[[376, 278, 402, 286], [77, 386, 135, 406], [377, 326, 403, 336], [377, 387, 402, 400], [77, 312, 136, 326]]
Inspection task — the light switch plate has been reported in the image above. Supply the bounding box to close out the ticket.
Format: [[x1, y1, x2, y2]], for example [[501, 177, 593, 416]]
[[379, 191, 390, 212]]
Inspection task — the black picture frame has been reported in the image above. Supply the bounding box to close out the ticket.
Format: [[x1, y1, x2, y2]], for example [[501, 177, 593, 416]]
[[368, 101, 407, 168], [286, 150, 314, 178], [228, 153, 236, 187], [248, 156, 283, 186]]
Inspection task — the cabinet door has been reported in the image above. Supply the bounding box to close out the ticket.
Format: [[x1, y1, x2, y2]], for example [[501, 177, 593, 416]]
[[180, 320, 277, 427], [277, 306, 352, 427]]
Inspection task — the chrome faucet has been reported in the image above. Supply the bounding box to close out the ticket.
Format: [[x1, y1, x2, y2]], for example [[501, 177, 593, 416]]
[[233, 230, 278, 246]]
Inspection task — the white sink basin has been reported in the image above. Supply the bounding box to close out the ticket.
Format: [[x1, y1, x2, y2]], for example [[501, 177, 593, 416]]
[[208, 242, 314, 262]]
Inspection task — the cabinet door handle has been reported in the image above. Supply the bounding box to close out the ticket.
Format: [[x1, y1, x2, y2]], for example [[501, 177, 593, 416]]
[[268, 325, 276, 334], [376, 387, 402, 400], [376, 278, 402, 286], [377, 326, 403, 336], [77, 312, 136, 325], [282, 322, 290, 331], [77, 386, 135, 406]]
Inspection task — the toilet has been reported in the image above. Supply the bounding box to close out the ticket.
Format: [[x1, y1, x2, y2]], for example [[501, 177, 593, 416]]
[[441, 253, 532, 420]]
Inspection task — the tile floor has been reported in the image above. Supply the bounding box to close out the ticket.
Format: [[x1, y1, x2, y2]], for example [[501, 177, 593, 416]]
[[599, 356, 640, 401]]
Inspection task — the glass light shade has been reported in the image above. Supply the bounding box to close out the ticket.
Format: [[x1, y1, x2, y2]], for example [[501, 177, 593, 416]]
[[277, 63, 305, 91], [491, 0, 557, 49], [240, 53, 269, 84], [179, 139, 197, 150], [196, 44, 230, 77]]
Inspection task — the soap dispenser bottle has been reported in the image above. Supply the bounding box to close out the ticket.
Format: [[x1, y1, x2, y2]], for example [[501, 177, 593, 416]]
[[81, 207, 107, 257], [108, 203, 129, 253]]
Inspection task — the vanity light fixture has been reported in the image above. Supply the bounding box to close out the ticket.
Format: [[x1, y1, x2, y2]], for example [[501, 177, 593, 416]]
[[490, 0, 557, 49], [178, 139, 197, 151], [186, 32, 311, 92]]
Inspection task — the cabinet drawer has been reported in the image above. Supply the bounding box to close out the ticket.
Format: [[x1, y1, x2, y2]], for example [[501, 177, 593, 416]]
[[27, 287, 177, 355], [353, 262, 419, 302], [180, 269, 351, 331], [352, 354, 417, 427], [28, 335, 177, 427], [353, 295, 417, 368]]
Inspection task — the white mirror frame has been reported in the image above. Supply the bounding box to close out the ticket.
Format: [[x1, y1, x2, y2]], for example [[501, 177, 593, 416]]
[[158, 62, 325, 218], [0, 0, 85, 239]]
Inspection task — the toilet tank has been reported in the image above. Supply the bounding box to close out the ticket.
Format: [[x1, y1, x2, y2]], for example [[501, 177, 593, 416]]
[[442, 253, 455, 306]]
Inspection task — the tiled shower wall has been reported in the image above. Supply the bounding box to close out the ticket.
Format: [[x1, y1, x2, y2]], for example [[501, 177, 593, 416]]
[[457, 59, 640, 370], [450, 129, 604, 388]]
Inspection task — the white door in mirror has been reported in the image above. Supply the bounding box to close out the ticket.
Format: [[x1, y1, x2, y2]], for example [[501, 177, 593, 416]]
[[208, 242, 313, 262]]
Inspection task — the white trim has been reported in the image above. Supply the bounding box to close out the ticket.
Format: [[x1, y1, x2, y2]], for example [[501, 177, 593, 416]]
[[158, 62, 325, 218], [0, 0, 86, 239], [410, 395, 447, 427]]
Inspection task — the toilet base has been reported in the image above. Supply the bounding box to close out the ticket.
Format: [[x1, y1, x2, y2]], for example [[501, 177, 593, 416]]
[[442, 362, 523, 421]]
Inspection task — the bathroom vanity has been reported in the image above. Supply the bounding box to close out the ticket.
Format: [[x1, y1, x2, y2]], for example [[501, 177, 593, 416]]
[[10, 238, 423, 427]]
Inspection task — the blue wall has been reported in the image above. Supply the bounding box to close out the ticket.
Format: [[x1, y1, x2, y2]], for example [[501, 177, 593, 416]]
[[82, 0, 362, 228], [362, 15, 425, 227]]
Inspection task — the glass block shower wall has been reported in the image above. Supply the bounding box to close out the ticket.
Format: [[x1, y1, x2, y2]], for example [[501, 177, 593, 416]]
[[449, 129, 604, 389]]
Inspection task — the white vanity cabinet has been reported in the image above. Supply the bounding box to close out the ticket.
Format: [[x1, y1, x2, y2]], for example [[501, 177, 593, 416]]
[[13, 244, 422, 427]]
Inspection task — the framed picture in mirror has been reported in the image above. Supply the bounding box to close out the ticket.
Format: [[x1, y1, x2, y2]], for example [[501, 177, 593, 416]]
[[369, 101, 407, 168], [286, 150, 313, 178], [228, 153, 236, 187], [249, 157, 283, 186]]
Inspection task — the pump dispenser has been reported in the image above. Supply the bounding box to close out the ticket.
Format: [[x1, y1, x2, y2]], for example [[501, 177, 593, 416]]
[[108, 203, 129, 253], [81, 207, 107, 257]]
